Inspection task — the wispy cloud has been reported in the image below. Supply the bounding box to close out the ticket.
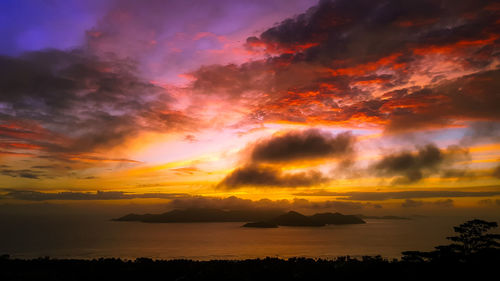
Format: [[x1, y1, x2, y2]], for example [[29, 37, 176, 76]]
[[294, 189, 500, 201], [0, 189, 189, 201]]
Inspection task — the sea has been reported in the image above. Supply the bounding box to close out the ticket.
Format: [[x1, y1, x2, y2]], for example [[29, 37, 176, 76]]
[[2, 214, 498, 260]]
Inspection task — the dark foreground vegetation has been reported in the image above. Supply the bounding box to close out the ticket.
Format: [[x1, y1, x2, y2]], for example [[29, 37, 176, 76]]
[[1, 219, 499, 281]]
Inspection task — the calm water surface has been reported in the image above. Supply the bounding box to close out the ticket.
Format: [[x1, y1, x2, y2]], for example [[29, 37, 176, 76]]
[[0, 215, 494, 260]]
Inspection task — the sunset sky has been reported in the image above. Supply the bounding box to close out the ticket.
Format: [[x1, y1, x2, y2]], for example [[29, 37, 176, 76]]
[[1, 0, 499, 216]]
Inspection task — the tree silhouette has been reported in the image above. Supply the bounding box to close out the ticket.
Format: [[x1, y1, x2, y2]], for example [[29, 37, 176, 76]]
[[446, 219, 500, 256], [402, 219, 500, 262]]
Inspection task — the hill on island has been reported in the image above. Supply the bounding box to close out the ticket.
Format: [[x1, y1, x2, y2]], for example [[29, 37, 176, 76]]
[[113, 208, 284, 223], [310, 212, 366, 225], [267, 211, 325, 227], [113, 208, 366, 227], [243, 211, 366, 228]]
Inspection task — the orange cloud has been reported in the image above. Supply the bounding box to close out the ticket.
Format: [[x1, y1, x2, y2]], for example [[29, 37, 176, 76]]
[[413, 35, 499, 56], [328, 53, 405, 76]]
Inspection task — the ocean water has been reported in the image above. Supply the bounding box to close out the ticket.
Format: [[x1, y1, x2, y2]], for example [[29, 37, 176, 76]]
[[2, 215, 492, 260]]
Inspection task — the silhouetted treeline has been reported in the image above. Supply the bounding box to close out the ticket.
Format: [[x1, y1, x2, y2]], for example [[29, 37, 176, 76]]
[[1, 254, 499, 281], [1, 219, 499, 281]]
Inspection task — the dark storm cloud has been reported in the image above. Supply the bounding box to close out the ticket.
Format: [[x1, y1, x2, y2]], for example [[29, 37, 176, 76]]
[[251, 130, 354, 163], [372, 144, 469, 183], [460, 121, 500, 145], [216, 129, 354, 189], [383, 70, 500, 133], [0, 189, 188, 201], [293, 189, 500, 201], [217, 165, 327, 189], [190, 0, 499, 133], [248, 0, 497, 65], [0, 169, 43, 179], [374, 144, 443, 183], [0, 49, 193, 157], [402, 198, 454, 208]]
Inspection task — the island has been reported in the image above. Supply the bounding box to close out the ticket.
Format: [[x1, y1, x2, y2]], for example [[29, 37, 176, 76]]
[[114, 208, 366, 227], [242, 221, 278, 228], [244, 211, 366, 228], [113, 208, 284, 223]]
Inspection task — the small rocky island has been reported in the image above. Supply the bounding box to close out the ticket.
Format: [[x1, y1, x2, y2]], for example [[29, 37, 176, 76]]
[[243, 211, 365, 228]]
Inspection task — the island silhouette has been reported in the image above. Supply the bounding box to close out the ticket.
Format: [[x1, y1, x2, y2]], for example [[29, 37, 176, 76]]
[[113, 208, 366, 227], [244, 211, 366, 228]]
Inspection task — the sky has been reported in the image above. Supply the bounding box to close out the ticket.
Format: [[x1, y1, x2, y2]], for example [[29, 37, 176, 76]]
[[0, 0, 499, 216]]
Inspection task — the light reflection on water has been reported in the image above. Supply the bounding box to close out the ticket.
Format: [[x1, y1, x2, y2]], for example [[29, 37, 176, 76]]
[[0, 216, 497, 260]]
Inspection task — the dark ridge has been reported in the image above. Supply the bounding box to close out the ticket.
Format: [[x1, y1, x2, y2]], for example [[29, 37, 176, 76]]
[[242, 221, 278, 228], [113, 208, 285, 223], [115, 209, 367, 227], [310, 212, 366, 225], [268, 211, 325, 227], [245, 211, 366, 227]]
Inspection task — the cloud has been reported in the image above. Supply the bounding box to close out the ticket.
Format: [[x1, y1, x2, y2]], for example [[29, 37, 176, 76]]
[[293, 189, 500, 201], [0, 191, 377, 213], [433, 199, 454, 208], [402, 199, 424, 208], [189, 0, 500, 134], [382, 71, 500, 133], [250, 129, 354, 163], [166, 195, 286, 210], [460, 121, 500, 145], [402, 198, 454, 208], [183, 134, 198, 142], [191, 62, 273, 99], [2, 0, 499, 188], [0, 169, 44, 179], [0, 49, 193, 159], [477, 199, 500, 206], [217, 165, 327, 189], [165, 195, 373, 212], [493, 165, 500, 179], [374, 144, 442, 183], [84, 0, 318, 81], [248, 0, 498, 70], [217, 129, 355, 189], [0, 190, 188, 201], [372, 144, 469, 183], [170, 167, 200, 175]]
